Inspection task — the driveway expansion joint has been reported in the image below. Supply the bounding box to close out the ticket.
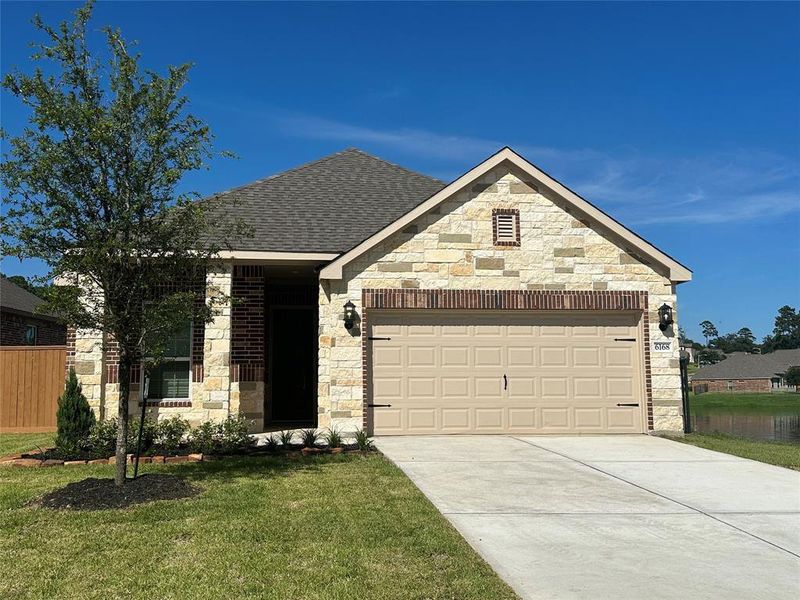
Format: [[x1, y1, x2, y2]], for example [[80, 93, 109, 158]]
[[509, 435, 800, 559]]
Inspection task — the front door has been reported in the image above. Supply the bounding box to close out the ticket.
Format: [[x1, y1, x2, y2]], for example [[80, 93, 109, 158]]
[[270, 307, 316, 423]]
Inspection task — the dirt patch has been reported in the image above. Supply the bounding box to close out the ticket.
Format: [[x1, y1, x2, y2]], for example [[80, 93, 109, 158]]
[[32, 474, 200, 511]]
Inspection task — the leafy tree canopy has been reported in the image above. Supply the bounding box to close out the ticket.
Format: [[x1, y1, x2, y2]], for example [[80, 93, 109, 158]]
[[1, 1, 247, 484], [762, 306, 800, 353]]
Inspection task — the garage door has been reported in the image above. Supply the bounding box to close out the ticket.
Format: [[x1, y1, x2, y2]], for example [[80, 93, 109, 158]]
[[368, 311, 645, 435]]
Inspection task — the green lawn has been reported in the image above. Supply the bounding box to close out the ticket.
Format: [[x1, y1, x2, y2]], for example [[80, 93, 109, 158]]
[[0, 439, 516, 600], [689, 391, 800, 414], [664, 432, 800, 471], [0, 432, 55, 457]]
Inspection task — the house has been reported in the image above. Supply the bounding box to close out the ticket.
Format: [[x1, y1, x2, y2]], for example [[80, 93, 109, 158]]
[[67, 147, 692, 434], [0, 276, 66, 346], [691, 349, 800, 392]]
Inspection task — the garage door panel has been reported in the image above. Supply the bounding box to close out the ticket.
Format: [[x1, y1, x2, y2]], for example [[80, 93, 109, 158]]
[[369, 311, 644, 435], [442, 408, 470, 430]]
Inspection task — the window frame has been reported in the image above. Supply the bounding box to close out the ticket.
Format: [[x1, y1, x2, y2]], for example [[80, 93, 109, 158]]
[[492, 208, 521, 247], [24, 324, 37, 346], [142, 318, 193, 402]]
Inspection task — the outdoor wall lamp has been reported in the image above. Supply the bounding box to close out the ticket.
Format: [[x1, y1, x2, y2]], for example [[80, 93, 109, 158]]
[[343, 300, 357, 330], [658, 303, 674, 332]]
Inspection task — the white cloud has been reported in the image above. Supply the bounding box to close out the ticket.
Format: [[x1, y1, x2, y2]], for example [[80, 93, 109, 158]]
[[275, 113, 800, 226]]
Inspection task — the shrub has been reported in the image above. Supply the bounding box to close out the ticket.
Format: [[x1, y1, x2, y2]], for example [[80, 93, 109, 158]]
[[264, 434, 278, 452], [187, 416, 253, 455], [277, 429, 295, 448], [86, 418, 118, 458], [217, 415, 254, 454], [127, 417, 157, 454], [354, 429, 373, 452], [55, 368, 95, 455], [324, 427, 343, 448], [154, 416, 191, 455], [189, 420, 217, 454], [300, 428, 319, 448]]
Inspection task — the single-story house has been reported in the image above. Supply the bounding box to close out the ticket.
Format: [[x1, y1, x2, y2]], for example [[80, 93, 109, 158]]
[[692, 349, 800, 392], [68, 147, 692, 434], [0, 276, 66, 346]]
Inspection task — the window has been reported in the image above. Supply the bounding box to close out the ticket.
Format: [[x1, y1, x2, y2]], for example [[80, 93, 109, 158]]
[[145, 320, 192, 400], [24, 324, 37, 346], [492, 209, 520, 246]]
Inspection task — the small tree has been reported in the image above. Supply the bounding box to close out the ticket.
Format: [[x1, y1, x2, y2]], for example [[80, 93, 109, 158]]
[[1, 2, 246, 485], [785, 366, 800, 392], [55, 368, 95, 455], [700, 320, 718, 346]]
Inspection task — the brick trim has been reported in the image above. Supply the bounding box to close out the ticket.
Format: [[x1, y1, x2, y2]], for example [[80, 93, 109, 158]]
[[141, 400, 192, 408], [360, 288, 653, 432], [492, 208, 521, 247]]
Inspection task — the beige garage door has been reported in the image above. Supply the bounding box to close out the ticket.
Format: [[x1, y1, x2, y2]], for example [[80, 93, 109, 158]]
[[369, 311, 645, 435]]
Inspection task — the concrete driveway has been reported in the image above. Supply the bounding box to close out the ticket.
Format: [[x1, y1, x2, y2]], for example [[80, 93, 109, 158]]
[[376, 435, 800, 600]]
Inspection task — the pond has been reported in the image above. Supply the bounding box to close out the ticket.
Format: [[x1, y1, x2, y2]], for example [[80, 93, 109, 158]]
[[689, 395, 800, 444]]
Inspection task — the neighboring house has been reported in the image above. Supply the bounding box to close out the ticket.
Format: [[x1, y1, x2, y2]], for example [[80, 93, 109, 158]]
[[68, 147, 692, 434], [0, 276, 66, 346], [692, 349, 800, 392]]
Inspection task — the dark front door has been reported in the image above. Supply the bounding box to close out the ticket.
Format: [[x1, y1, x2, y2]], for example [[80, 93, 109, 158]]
[[270, 307, 316, 423]]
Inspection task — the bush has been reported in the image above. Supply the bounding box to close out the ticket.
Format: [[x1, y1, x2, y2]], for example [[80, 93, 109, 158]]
[[217, 415, 254, 454], [354, 429, 373, 452], [189, 420, 217, 454], [277, 429, 295, 448], [187, 415, 253, 455], [300, 428, 320, 448], [264, 434, 278, 452], [55, 368, 95, 455], [154, 416, 190, 455], [127, 417, 157, 454], [86, 418, 118, 458], [324, 427, 343, 448]]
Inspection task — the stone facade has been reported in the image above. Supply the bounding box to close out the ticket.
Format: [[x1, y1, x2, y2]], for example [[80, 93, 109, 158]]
[[318, 165, 683, 432], [69, 164, 685, 434]]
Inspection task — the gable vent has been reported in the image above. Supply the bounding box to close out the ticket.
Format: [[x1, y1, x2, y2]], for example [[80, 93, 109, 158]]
[[492, 209, 521, 246]]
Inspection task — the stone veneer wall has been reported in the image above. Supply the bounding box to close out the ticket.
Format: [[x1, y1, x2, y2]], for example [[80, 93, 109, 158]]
[[318, 164, 684, 432], [69, 266, 234, 426]]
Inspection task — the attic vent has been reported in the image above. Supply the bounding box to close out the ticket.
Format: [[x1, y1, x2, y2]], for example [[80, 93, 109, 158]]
[[492, 209, 520, 246]]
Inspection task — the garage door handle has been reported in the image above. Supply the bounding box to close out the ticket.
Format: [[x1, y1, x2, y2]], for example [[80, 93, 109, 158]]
[[503, 374, 508, 390], [614, 338, 637, 342], [368, 403, 392, 408], [616, 403, 639, 407]]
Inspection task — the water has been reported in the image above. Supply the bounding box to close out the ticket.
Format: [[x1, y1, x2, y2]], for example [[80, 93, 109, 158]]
[[690, 411, 800, 444]]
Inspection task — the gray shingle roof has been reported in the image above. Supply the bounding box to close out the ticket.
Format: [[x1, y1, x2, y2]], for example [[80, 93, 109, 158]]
[[692, 349, 800, 380], [201, 148, 445, 253], [0, 276, 53, 318]]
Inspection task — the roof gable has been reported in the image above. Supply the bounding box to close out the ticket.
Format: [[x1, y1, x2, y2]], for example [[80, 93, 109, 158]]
[[320, 147, 692, 281]]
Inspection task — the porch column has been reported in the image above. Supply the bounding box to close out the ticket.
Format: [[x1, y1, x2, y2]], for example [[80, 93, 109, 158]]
[[202, 263, 233, 421]]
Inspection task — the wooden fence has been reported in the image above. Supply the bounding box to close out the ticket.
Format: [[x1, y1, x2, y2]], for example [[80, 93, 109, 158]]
[[0, 346, 66, 433]]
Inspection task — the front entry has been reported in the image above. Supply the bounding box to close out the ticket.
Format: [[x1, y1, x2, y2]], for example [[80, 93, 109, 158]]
[[270, 307, 316, 423]]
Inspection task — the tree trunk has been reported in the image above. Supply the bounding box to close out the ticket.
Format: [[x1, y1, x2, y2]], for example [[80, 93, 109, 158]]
[[115, 352, 132, 486]]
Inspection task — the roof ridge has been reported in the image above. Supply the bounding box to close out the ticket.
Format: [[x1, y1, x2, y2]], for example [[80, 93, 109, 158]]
[[207, 148, 443, 202], [207, 148, 357, 201], [341, 147, 446, 186]]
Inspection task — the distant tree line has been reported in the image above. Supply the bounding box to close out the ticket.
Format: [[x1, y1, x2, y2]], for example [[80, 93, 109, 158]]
[[691, 305, 800, 362]]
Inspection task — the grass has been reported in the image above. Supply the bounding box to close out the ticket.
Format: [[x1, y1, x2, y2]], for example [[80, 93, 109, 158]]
[[0, 432, 55, 457], [664, 432, 800, 471], [689, 391, 800, 414], [0, 438, 516, 600]]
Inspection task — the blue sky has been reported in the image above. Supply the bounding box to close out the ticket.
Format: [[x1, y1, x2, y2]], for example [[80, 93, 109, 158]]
[[1, 1, 798, 342]]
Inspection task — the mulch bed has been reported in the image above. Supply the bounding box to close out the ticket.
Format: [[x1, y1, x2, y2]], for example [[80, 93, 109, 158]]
[[32, 474, 201, 511]]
